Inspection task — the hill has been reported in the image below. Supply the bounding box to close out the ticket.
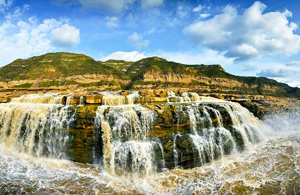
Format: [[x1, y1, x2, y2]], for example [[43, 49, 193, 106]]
[[0, 52, 130, 89], [121, 57, 300, 97], [102, 60, 133, 72], [0, 52, 299, 98]]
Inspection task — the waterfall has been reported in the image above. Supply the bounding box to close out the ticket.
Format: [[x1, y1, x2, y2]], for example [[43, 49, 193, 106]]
[[95, 105, 164, 175], [94, 91, 262, 172], [169, 98, 261, 168], [173, 133, 181, 167], [183, 105, 236, 166], [218, 102, 263, 150], [10, 93, 64, 104], [0, 91, 298, 194], [101, 91, 140, 106], [0, 94, 73, 159], [0, 91, 263, 177], [167, 91, 218, 103], [94, 91, 262, 173], [190, 92, 200, 102], [126, 91, 140, 105], [79, 95, 84, 105], [167, 91, 184, 102]]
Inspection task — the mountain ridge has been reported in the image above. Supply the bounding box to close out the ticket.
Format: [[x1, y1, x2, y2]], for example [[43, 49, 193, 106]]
[[0, 52, 299, 98]]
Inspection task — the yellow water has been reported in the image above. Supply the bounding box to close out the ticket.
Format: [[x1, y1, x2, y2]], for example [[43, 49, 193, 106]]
[[1, 92, 299, 194], [1, 136, 299, 194]]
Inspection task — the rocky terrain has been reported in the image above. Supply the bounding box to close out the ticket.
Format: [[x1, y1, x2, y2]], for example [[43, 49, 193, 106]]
[[3, 90, 295, 168], [0, 53, 299, 167], [0, 52, 299, 98]]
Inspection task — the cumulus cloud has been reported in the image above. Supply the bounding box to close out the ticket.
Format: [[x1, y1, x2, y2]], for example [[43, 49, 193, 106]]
[[100, 51, 147, 61], [101, 49, 234, 66], [199, 13, 210, 19], [105, 16, 119, 28], [128, 32, 142, 42], [128, 32, 149, 49], [51, 24, 80, 48], [184, 1, 300, 62], [286, 61, 300, 66], [156, 49, 234, 66], [286, 81, 300, 87], [0, 9, 80, 65], [192, 4, 203, 12], [257, 68, 300, 78]]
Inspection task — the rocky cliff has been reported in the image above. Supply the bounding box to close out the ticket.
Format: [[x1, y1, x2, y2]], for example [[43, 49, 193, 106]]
[[0, 90, 299, 172]]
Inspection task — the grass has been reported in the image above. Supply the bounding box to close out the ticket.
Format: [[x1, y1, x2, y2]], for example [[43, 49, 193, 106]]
[[12, 83, 33, 88], [0, 52, 298, 98]]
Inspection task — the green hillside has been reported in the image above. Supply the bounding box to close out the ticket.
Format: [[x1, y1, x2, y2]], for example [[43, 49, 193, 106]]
[[102, 60, 133, 72], [125, 57, 200, 79], [0, 52, 299, 98], [0, 52, 129, 82]]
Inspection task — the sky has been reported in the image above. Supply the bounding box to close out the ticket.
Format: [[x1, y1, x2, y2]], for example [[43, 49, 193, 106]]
[[0, 0, 300, 87]]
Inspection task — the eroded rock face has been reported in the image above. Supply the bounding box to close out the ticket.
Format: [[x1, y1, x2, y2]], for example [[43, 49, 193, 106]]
[[1, 90, 299, 172], [47, 91, 263, 171]]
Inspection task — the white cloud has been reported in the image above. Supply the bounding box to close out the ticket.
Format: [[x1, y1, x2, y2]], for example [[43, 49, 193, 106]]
[[200, 13, 210, 19], [128, 32, 149, 49], [257, 68, 300, 78], [0, 0, 12, 11], [156, 49, 234, 66], [100, 51, 147, 61], [105, 16, 119, 28], [128, 32, 142, 42], [192, 4, 203, 12], [0, 9, 80, 66], [101, 49, 234, 67], [286, 61, 300, 66], [141, 0, 163, 9], [185, 1, 300, 62], [286, 81, 300, 87], [51, 24, 80, 48]]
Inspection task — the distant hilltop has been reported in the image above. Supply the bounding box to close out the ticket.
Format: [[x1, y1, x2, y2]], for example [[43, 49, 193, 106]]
[[0, 52, 299, 98]]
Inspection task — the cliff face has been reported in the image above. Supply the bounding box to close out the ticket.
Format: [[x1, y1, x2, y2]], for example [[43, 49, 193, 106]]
[[2, 90, 296, 169], [0, 53, 299, 98], [125, 57, 299, 98]]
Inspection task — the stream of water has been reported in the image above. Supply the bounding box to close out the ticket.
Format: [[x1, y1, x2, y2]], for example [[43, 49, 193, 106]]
[[0, 92, 299, 194]]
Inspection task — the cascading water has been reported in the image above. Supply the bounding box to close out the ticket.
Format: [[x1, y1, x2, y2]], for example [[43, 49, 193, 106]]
[[167, 92, 263, 169], [2, 90, 293, 194], [100, 91, 140, 106], [10, 93, 64, 104], [95, 104, 164, 175], [0, 94, 73, 159]]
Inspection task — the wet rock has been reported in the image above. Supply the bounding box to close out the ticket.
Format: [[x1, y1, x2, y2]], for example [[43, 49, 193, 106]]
[[85, 95, 102, 104]]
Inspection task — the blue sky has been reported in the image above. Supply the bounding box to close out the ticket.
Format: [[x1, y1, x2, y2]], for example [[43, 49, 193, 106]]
[[1, 0, 300, 87]]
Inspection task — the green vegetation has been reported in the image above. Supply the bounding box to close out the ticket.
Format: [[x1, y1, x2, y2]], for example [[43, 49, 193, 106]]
[[0, 52, 299, 98], [103, 60, 133, 72], [0, 52, 129, 81], [38, 80, 121, 88], [12, 83, 33, 88], [126, 57, 200, 79]]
